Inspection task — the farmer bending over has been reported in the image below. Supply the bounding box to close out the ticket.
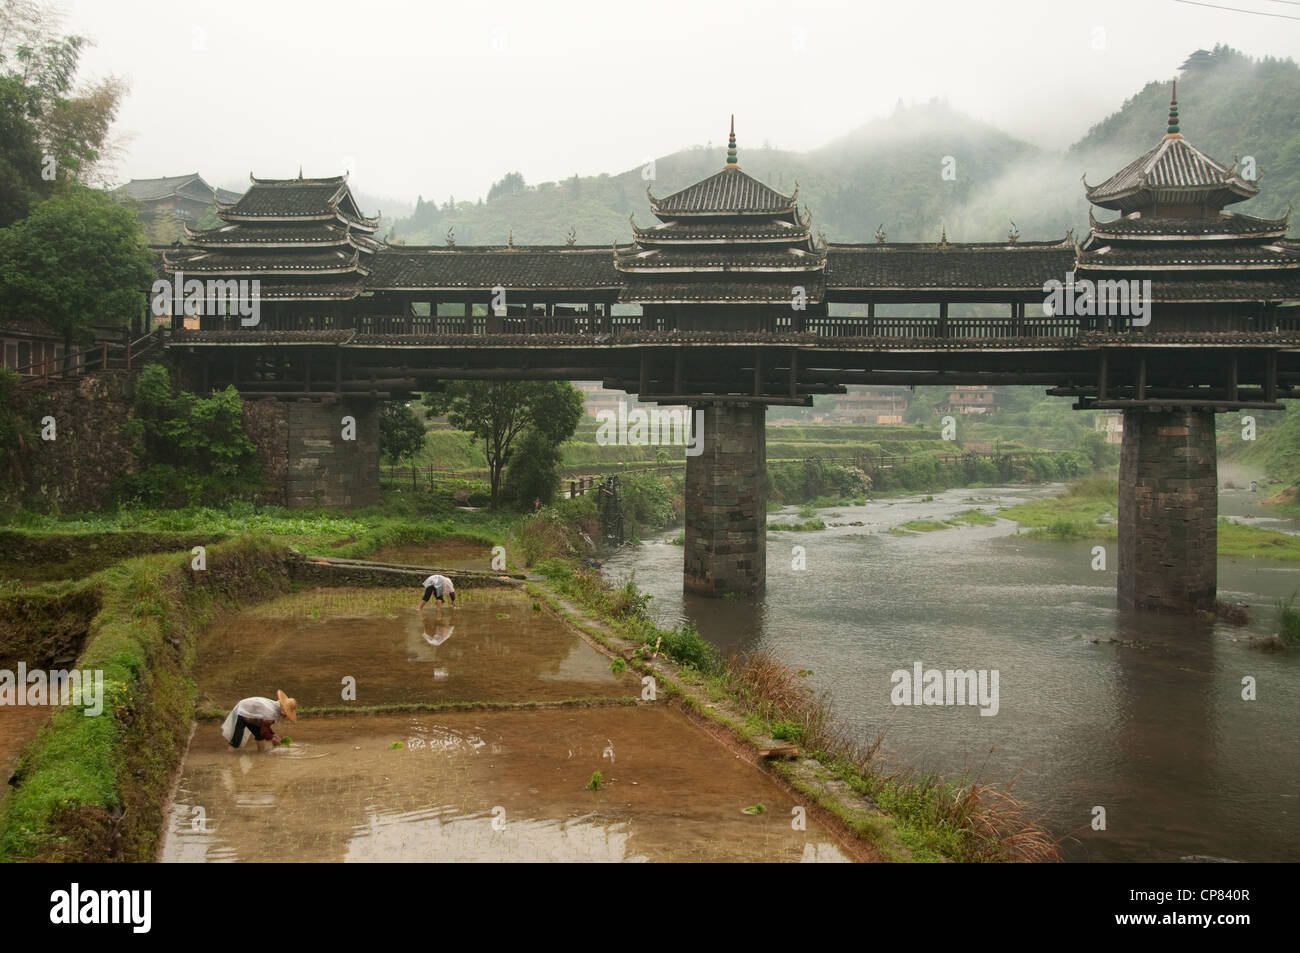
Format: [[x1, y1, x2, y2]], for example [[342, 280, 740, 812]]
[[221, 690, 297, 752], [419, 573, 456, 613]]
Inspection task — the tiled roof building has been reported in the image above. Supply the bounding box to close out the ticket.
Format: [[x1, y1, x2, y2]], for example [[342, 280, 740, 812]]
[[112, 173, 241, 222], [1079, 84, 1300, 329], [165, 174, 381, 307], [615, 118, 827, 329], [159, 105, 1296, 337]]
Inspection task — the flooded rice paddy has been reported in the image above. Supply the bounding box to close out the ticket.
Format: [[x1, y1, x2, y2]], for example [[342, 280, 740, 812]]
[[165, 536, 852, 861], [196, 588, 630, 708], [160, 707, 847, 862]]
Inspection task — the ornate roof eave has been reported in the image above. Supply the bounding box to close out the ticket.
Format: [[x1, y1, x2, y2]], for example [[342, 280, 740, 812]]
[[1074, 257, 1300, 272], [181, 222, 355, 247], [162, 248, 363, 276], [216, 210, 338, 223], [614, 263, 826, 275], [632, 234, 809, 246], [162, 262, 367, 277], [618, 293, 826, 305], [823, 237, 1074, 252], [646, 206, 799, 219], [1086, 208, 1292, 242], [1087, 180, 1259, 208], [247, 173, 348, 187]]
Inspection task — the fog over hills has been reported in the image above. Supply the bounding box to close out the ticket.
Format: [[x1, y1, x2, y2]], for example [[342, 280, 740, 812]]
[[388, 47, 1298, 248]]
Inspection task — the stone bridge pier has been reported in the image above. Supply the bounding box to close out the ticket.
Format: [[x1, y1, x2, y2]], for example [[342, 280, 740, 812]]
[[1117, 408, 1218, 613], [247, 396, 381, 508], [683, 401, 767, 596]]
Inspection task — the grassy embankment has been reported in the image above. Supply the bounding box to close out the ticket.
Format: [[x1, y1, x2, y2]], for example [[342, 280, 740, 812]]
[[0, 536, 290, 861], [997, 473, 1300, 560], [407, 419, 1095, 510]]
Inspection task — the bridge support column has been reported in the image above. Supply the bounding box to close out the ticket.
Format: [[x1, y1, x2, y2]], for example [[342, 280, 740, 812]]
[[1117, 408, 1217, 613], [285, 397, 381, 508], [683, 401, 766, 597]]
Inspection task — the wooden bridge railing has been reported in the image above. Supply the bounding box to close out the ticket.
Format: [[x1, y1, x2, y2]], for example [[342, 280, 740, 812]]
[[10, 329, 164, 387], [189, 310, 1300, 338]]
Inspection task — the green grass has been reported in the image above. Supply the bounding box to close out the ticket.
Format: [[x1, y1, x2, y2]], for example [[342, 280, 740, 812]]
[[1217, 520, 1300, 561], [767, 519, 826, 532], [1276, 591, 1300, 643], [889, 509, 1003, 534], [890, 520, 953, 534], [0, 536, 290, 861], [999, 474, 1118, 539], [586, 770, 603, 791], [0, 493, 522, 568]]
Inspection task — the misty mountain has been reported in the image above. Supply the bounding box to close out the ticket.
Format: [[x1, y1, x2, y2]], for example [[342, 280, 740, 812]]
[[388, 47, 1298, 248]]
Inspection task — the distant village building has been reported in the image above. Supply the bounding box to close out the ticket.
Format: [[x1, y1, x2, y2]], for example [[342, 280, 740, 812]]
[[574, 381, 626, 418], [1, 320, 71, 376], [1096, 411, 1124, 444], [830, 387, 908, 424], [1179, 50, 1213, 74], [112, 173, 242, 225], [945, 385, 994, 415]]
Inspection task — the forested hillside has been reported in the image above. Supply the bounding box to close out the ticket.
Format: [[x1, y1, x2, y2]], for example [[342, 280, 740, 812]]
[[389, 47, 1299, 248]]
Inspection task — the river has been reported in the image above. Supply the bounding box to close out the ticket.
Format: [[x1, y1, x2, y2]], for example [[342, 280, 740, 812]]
[[600, 480, 1300, 862]]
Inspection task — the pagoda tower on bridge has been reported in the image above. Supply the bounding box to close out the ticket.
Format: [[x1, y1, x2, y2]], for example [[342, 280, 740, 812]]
[[1079, 82, 1299, 333], [1078, 83, 1300, 612], [616, 117, 827, 332], [164, 173, 381, 329]]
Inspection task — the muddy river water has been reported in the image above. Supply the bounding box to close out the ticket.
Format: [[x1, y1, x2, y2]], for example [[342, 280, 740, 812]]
[[602, 481, 1300, 862]]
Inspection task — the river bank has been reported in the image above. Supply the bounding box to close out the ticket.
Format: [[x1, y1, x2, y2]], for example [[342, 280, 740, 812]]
[[601, 480, 1300, 862], [0, 487, 1059, 861]]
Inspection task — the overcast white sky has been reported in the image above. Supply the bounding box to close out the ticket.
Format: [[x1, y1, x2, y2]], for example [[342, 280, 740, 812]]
[[65, 0, 1299, 207]]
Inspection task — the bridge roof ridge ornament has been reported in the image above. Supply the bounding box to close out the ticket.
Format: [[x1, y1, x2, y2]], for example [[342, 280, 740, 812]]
[[1083, 81, 1259, 216]]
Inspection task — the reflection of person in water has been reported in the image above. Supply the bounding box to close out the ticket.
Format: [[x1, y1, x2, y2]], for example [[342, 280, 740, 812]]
[[422, 624, 455, 647], [221, 690, 297, 753], [419, 573, 456, 614]]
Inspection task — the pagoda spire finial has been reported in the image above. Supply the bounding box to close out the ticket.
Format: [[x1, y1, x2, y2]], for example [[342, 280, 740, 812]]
[[725, 115, 738, 168], [1165, 80, 1182, 138]]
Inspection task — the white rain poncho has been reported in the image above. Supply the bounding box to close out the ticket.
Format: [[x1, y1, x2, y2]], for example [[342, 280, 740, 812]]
[[220, 696, 284, 746], [422, 574, 454, 599]]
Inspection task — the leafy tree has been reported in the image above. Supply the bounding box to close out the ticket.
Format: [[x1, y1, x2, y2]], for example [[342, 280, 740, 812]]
[[0, 186, 153, 370], [0, 366, 34, 488], [502, 427, 564, 508], [904, 390, 937, 423], [0, 0, 127, 218], [1264, 402, 1300, 487], [121, 363, 260, 505], [379, 400, 427, 464], [486, 171, 525, 203], [0, 74, 45, 226], [424, 381, 583, 506]]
